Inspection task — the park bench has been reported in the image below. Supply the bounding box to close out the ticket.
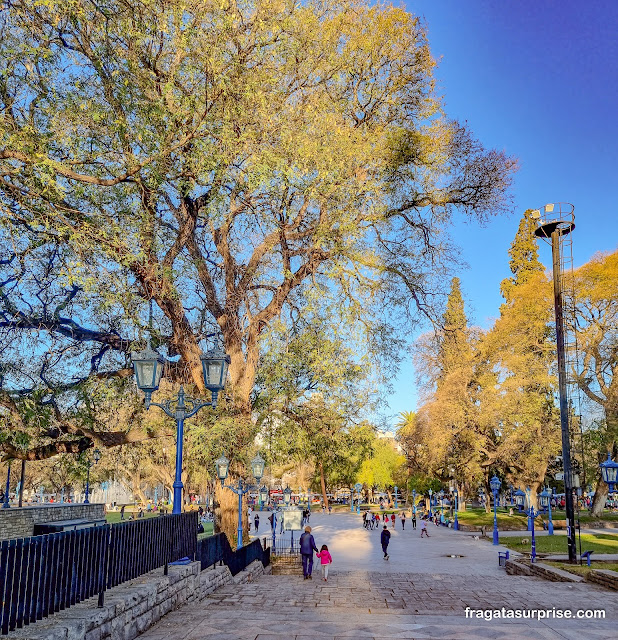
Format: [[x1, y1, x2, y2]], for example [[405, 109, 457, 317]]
[[33, 518, 107, 535]]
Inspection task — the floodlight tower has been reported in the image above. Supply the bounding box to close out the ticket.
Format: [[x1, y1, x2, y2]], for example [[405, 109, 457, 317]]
[[532, 203, 576, 563]]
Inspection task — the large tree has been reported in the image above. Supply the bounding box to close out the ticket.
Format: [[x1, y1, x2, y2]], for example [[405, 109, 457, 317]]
[[0, 0, 515, 461]]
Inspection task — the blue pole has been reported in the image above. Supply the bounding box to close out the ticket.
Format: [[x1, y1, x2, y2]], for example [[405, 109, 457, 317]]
[[454, 493, 459, 530], [394, 486, 398, 509], [412, 489, 416, 517], [61, 487, 65, 503], [350, 489, 354, 512], [548, 497, 554, 535], [526, 489, 533, 531], [428, 493, 432, 518], [530, 506, 537, 562], [272, 510, 277, 553], [2, 463, 11, 509], [172, 415, 185, 515], [84, 462, 91, 504], [237, 482, 243, 550], [356, 491, 360, 514], [492, 488, 499, 545]]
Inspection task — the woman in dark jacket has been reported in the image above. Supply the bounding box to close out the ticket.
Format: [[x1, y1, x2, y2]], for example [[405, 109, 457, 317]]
[[299, 526, 319, 579]]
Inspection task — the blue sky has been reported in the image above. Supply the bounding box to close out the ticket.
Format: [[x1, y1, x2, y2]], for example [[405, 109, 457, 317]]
[[384, 0, 618, 426]]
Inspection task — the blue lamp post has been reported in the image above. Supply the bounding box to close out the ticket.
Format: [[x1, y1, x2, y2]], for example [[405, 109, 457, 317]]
[[525, 495, 540, 563], [438, 490, 445, 522], [539, 487, 554, 535], [215, 453, 265, 550], [133, 341, 230, 515], [84, 448, 101, 504], [349, 487, 354, 512], [526, 487, 534, 531], [453, 489, 459, 530], [490, 476, 501, 545], [412, 489, 417, 518], [600, 452, 618, 493], [393, 485, 399, 509], [259, 485, 269, 512], [428, 489, 433, 517], [2, 462, 11, 509], [514, 489, 526, 512], [355, 483, 362, 514]]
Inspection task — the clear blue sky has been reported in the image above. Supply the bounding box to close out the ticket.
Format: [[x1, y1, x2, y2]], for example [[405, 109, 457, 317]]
[[384, 0, 618, 426]]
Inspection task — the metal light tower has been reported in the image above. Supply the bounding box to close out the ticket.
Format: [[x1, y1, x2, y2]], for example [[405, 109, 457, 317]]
[[533, 202, 577, 563]]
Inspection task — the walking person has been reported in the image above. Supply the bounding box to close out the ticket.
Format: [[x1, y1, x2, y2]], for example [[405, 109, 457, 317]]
[[254, 514, 260, 532], [420, 517, 430, 538], [316, 544, 333, 581], [401, 511, 406, 530], [300, 526, 319, 579], [411, 512, 417, 530], [390, 513, 396, 529], [120, 504, 125, 520], [381, 525, 391, 560]]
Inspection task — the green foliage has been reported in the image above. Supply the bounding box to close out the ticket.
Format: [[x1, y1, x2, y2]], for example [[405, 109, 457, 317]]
[[357, 437, 406, 489]]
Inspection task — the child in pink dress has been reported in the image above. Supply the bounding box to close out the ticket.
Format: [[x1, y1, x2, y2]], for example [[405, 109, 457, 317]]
[[316, 544, 333, 581]]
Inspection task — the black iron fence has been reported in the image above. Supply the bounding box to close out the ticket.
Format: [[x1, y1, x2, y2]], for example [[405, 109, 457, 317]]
[[197, 533, 270, 575], [0, 513, 196, 635]]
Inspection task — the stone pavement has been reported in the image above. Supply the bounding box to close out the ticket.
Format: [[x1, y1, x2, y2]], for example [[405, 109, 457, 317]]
[[138, 512, 618, 640]]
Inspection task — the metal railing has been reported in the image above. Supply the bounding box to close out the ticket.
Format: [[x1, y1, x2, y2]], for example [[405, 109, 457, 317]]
[[196, 533, 270, 575], [0, 513, 196, 634]]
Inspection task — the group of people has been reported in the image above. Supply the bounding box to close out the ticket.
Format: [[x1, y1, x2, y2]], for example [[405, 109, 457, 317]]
[[362, 510, 418, 530], [299, 526, 333, 580]]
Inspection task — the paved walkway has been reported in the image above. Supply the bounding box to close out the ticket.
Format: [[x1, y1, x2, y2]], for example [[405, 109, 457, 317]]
[[138, 512, 618, 640]]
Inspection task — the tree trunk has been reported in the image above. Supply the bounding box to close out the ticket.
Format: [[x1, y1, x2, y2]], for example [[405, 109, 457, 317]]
[[590, 476, 608, 517], [319, 461, 328, 510]]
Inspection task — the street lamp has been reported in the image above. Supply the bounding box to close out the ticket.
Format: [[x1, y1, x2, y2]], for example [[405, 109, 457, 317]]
[[412, 489, 417, 518], [524, 489, 540, 563], [350, 486, 354, 512], [539, 487, 554, 535], [438, 490, 445, 522], [354, 483, 362, 513], [600, 452, 618, 492], [216, 453, 265, 549], [490, 476, 501, 545], [282, 485, 292, 507], [428, 488, 433, 517], [453, 489, 459, 530], [84, 448, 101, 504], [514, 488, 526, 512], [393, 485, 399, 509], [133, 340, 230, 515], [259, 485, 269, 511]]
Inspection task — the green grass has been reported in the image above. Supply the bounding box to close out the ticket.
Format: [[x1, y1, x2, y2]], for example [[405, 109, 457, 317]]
[[500, 532, 618, 555], [456, 507, 530, 529], [545, 561, 618, 577], [105, 511, 162, 523]]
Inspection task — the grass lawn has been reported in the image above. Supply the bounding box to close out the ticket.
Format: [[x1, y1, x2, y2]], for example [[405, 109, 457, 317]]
[[456, 507, 530, 529], [545, 561, 618, 577], [105, 511, 214, 537], [500, 532, 618, 555]]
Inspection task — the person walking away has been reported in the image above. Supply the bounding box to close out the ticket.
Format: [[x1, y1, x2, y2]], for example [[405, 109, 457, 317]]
[[371, 512, 376, 530], [401, 511, 406, 530], [316, 544, 333, 581], [411, 513, 417, 530], [420, 518, 430, 538], [300, 526, 319, 579], [390, 513, 396, 529], [375, 513, 380, 529], [381, 525, 391, 560], [254, 514, 260, 532], [120, 505, 125, 520]]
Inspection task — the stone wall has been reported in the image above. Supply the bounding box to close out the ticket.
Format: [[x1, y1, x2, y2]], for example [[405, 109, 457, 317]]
[[0, 504, 105, 540], [505, 558, 584, 583], [587, 569, 618, 590], [8, 559, 269, 640]]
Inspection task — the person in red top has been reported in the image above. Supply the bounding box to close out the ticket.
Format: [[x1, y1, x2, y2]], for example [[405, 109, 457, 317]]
[[316, 544, 333, 581], [390, 513, 396, 528]]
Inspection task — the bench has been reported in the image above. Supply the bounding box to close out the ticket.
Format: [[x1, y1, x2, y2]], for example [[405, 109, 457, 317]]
[[33, 518, 107, 535], [581, 550, 594, 566]]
